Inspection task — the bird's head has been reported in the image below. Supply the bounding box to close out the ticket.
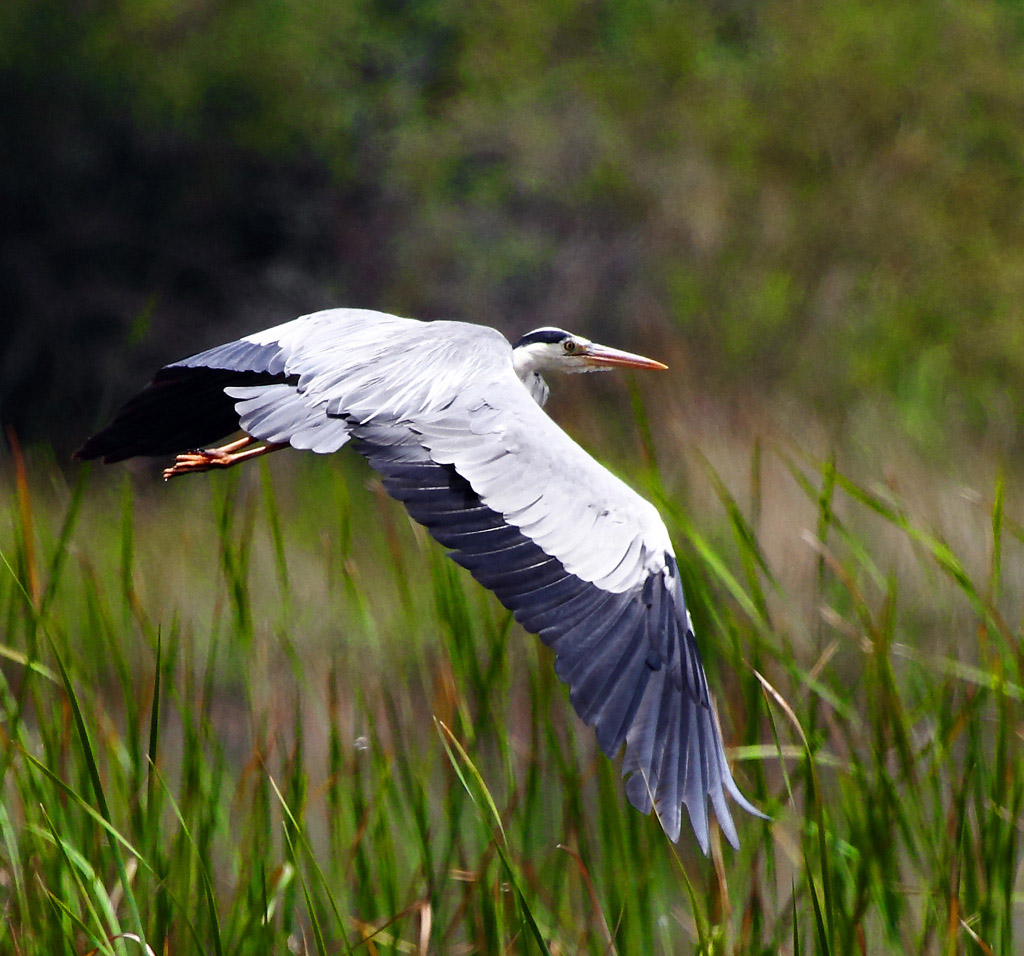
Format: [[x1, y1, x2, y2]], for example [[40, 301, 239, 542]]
[[512, 327, 668, 377]]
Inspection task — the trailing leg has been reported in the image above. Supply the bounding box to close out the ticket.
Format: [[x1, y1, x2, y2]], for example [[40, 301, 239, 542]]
[[162, 436, 288, 480]]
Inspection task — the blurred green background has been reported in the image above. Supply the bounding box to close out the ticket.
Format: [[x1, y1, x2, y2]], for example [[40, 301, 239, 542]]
[[4, 4, 1024, 952], [4, 0, 1024, 459]]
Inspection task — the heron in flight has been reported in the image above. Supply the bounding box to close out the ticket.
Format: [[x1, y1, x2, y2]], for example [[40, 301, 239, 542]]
[[76, 308, 763, 851]]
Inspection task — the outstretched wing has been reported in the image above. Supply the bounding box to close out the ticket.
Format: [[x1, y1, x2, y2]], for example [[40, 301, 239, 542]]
[[76, 307, 762, 849], [351, 417, 762, 849], [343, 374, 762, 849]]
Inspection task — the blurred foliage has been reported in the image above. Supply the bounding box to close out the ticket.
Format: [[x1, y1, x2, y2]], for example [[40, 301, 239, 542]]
[[3, 0, 1024, 456]]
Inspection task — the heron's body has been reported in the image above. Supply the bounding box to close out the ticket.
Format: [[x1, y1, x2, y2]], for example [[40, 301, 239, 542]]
[[77, 308, 763, 851]]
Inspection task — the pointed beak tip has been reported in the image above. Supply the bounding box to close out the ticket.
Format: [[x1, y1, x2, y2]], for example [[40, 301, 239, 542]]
[[632, 359, 669, 371]]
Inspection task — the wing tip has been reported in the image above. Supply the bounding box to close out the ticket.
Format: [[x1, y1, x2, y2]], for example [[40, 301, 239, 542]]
[[72, 434, 126, 464], [618, 664, 766, 853], [626, 766, 764, 855]]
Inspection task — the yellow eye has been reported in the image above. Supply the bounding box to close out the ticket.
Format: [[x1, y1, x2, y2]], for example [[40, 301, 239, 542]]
[[563, 340, 577, 353]]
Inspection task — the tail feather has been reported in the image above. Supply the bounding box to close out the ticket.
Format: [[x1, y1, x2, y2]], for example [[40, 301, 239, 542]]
[[74, 367, 294, 463]]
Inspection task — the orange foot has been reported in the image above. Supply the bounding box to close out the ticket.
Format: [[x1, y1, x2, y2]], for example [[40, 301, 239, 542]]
[[163, 447, 238, 480], [162, 436, 287, 480]]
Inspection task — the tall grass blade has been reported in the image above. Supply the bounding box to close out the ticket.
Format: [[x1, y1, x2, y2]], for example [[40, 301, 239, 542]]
[[436, 720, 553, 956], [44, 634, 147, 947], [145, 630, 161, 822], [145, 763, 221, 956], [23, 754, 152, 870], [266, 771, 353, 955], [755, 669, 836, 955], [37, 807, 123, 955], [39, 462, 90, 617], [259, 460, 291, 599]]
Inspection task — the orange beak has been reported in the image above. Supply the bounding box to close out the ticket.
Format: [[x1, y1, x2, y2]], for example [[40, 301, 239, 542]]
[[582, 343, 668, 371]]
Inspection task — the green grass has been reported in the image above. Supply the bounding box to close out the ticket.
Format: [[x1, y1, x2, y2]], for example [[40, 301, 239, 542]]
[[1, 420, 1022, 955]]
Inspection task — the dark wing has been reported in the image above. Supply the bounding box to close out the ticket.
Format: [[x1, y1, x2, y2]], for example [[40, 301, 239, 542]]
[[74, 367, 297, 462], [349, 416, 764, 851]]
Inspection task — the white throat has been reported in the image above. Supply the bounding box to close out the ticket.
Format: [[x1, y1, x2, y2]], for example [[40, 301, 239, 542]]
[[512, 348, 551, 406]]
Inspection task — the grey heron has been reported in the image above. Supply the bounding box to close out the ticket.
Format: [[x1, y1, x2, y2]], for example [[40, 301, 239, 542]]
[[76, 308, 763, 851]]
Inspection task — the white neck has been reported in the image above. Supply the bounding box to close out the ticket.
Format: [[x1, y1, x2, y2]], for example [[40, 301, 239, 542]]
[[512, 345, 542, 378], [513, 346, 552, 406]]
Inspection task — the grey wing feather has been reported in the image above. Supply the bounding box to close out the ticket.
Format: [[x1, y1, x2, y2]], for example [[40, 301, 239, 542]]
[[347, 413, 764, 851], [173, 309, 511, 453]]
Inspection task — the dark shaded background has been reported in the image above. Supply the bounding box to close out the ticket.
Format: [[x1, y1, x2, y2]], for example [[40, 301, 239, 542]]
[[4, 0, 1024, 458]]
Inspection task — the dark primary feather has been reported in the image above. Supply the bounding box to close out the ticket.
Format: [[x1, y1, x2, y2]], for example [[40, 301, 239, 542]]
[[74, 367, 295, 462], [350, 418, 758, 850], [74, 333, 299, 463]]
